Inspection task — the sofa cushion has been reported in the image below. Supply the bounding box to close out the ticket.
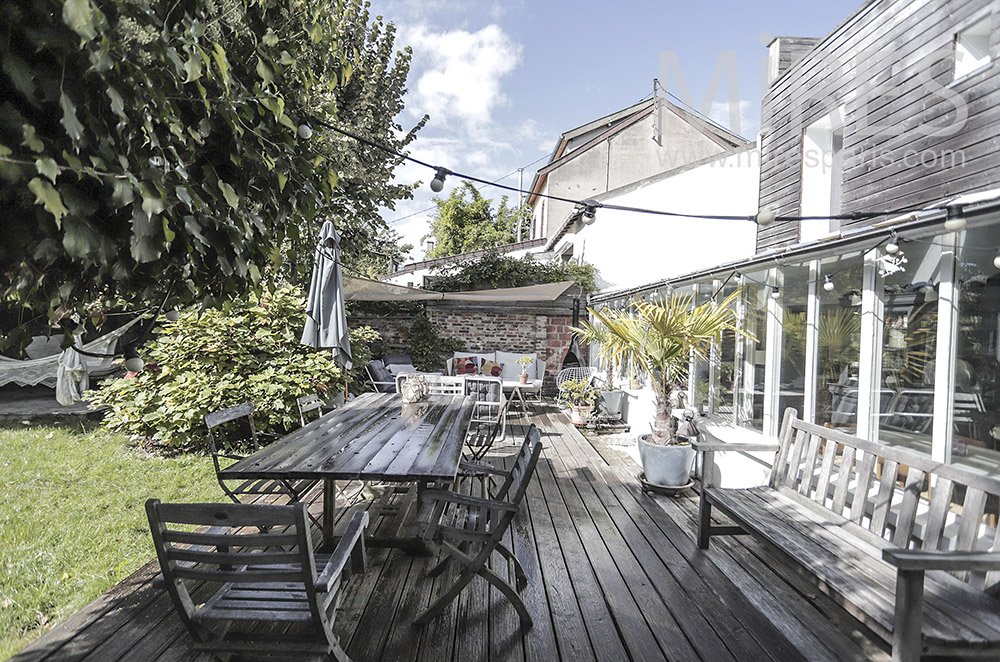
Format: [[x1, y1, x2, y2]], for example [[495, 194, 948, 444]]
[[383, 354, 412, 367], [368, 360, 394, 392], [454, 356, 479, 375], [480, 359, 504, 378], [497, 351, 536, 381]]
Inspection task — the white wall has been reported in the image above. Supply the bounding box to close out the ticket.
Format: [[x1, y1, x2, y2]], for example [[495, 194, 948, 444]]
[[576, 147, 760, 291]]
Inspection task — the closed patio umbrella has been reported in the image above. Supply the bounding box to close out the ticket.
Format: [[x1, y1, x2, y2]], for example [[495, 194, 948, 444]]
[[301, 220, 352, 370]]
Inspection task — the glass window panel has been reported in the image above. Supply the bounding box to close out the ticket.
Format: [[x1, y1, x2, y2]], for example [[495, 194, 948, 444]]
[[777, 264, 810, 420], [816, 254, 864, 430], [739, 272, 769, 430], [713, 279, 740, 417], [953, 223, 1000, 469], [877, 240, 941, 454], [691, 282, 713, 413]]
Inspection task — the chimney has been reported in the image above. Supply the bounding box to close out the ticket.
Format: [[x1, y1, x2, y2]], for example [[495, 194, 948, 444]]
[[767, 36, 821, 85]]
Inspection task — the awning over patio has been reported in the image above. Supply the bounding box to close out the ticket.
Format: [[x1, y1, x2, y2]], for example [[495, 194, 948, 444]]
[[343, 275, 575, 302]]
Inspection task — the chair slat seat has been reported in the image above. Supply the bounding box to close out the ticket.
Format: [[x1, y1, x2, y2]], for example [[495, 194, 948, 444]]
[[147, 500, 368, 661]]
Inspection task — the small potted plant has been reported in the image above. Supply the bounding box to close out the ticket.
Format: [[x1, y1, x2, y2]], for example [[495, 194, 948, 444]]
[[558, 377, 598, 426], [515, 355, 534, 384]]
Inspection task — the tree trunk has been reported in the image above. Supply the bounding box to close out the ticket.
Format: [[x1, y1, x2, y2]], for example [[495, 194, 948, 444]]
[[650, 390, 677, 444]]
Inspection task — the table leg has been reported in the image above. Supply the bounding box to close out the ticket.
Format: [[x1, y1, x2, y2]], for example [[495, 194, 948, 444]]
[[322, 477, 336, 551]]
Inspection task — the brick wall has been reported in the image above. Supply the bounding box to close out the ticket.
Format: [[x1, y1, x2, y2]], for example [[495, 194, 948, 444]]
[[350, 292, 582, 395]]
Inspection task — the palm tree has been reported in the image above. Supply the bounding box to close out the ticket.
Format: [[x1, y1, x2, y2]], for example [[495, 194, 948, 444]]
[[575, 289, 748, 444]]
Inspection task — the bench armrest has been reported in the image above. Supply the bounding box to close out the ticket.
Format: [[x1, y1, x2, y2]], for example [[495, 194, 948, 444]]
[[691, 439, 780, 453], [316, 511, 369, 592], [883, 549, 1000, 572]]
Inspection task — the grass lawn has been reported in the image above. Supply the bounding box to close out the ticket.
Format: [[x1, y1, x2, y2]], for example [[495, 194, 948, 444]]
[[0, 423, 222, 660]]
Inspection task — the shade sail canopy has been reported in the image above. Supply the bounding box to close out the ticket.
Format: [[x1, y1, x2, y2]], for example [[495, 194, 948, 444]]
[[344, 276, 575, 302], [301, 220, 352, 369]]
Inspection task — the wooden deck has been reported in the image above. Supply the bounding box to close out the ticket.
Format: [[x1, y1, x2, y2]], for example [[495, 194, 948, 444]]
[[11, 404, 891, 662]]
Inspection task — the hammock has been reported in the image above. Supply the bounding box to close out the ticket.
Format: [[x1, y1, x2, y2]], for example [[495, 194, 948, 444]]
[[0, 318, 142, 402]]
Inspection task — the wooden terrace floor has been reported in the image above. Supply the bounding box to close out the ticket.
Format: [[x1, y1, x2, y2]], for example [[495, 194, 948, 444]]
[[12, 404, 892, 662]]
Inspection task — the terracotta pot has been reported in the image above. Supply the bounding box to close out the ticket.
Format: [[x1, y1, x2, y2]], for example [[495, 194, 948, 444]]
[[519, 373, 529, 384], [570, 406, 589, 425]]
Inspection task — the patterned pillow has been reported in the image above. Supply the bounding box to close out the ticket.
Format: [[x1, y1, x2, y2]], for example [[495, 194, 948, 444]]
[[455, 356, 478, 375], [480, 359, 504, 378]]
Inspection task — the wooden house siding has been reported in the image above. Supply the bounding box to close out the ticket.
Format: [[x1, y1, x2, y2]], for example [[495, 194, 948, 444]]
[[757, 0, 1000, 252]]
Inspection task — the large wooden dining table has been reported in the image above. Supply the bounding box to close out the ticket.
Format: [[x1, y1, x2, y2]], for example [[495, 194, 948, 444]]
[[219, 391, 474, 550]]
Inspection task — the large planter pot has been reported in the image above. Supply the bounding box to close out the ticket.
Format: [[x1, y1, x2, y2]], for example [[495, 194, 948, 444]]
[[637, 434, 696, 487]]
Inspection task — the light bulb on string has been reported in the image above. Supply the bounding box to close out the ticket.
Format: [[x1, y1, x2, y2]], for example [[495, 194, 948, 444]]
[[756, 209, 776, 227], [885, 232, 900, 255], [823, 275, 835, 292], [771, 286, 780, 299], [429, 168, 449, 193], [993, 250, 1000, 270], [944, 204, 966, 232]]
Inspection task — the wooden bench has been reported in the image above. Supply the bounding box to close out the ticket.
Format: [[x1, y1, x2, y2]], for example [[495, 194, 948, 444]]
[[695, 408, 1000, 662]]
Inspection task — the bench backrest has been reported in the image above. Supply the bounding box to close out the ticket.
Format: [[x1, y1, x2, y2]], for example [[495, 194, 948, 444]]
[[770, 408, 1000, 590]]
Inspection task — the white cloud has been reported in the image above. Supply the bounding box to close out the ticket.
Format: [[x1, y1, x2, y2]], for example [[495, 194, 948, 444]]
[[402, 23, 522, 129], [708, 99, 758, 139]]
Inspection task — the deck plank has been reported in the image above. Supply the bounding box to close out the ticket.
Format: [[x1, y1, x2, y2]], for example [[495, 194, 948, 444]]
[[11, 404, 889, 662]]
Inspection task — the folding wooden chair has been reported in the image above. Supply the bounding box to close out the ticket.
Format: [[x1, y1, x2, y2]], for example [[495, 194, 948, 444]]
[[296, 393, 326, 427], [146, 499, 368, 661], [415, 425, 542, 628], [204, 402, 319, 508]]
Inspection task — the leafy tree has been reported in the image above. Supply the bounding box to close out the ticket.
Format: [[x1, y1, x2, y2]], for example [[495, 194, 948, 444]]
[[427, 250, 599, 293], [0, 0, 422, 338], [348, 226, 412, 280], [90, 286, 343, 451], [422, 182, 527, 259]]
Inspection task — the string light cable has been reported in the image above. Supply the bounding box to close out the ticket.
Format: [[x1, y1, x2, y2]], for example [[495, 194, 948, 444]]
[[299, 116, 959, 228]]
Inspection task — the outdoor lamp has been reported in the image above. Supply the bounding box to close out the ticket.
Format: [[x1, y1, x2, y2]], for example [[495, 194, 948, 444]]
[[124, 345, 144, 373], [993, 250, 1000, 270], [297, 123, 313, 140], [944, 204, 966, 232], [823, 276, 835, 292], [885, 232, 900, 255], [771, 286, 780, 299], [581, 199, 598, 225], [430, 168, 449, 192], [756, 209, 776, 227]]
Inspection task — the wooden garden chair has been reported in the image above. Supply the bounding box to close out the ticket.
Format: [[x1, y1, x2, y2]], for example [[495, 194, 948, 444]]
[[415, 425, 542, 628], [296, 393, 327, 427], [146, 499, 368, 662], [204, 402, 319, 509]]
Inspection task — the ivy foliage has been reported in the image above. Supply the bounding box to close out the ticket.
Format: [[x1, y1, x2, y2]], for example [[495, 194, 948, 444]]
[[0, 0, 423, 330], [422, 182, 528, 259], [346, 324, 385, 395], [90, 286, 343, 451], [427, 250, 599, 293], [404, 313, 463, 372]]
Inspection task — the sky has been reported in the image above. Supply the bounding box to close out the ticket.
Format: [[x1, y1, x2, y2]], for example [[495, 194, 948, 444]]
[[367, 0, 865, 261]]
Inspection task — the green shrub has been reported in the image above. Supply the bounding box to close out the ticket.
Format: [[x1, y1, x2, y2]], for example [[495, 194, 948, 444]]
[[347, 325, 385, 395], [91, 287, 343, 451]]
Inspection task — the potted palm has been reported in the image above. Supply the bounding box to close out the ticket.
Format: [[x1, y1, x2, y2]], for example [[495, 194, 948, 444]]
[[576, 289, 746, 487], [558, 377, 599, 425]]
